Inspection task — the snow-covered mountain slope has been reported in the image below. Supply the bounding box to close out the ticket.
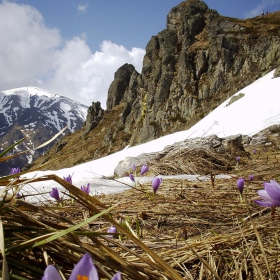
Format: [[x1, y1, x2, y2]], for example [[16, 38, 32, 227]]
[[0, 87, 88, 175], [0, 87, 88, 135], [24, 69, 280, 190]]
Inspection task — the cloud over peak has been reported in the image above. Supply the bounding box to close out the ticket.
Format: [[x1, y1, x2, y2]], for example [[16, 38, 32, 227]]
[[0, 1, 145, 108]]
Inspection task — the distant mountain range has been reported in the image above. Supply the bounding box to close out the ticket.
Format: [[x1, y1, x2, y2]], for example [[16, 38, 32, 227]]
[[0, 87, 88, 175]]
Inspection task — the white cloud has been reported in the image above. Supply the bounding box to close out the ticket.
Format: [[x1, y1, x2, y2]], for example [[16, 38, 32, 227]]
[[77, 3, 89, 14], [0, 2, 146, 108], [47, 40, 145, 108], [0, 1, 61, 88], [245, 0, 278, 18]]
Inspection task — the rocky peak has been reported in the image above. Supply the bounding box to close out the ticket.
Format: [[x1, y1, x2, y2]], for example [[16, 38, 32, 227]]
[[167, 0, 209, 41], [106, 63, 135, 110], [113, 0, 280, 146]]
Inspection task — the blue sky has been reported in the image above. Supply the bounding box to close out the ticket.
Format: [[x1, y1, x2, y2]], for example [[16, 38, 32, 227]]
[[1, 0, 279, 107]]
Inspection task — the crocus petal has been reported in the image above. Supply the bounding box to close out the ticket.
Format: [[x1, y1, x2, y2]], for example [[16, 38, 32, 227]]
[[129, 174, 135, 182], [257, 190, 275, 202], [254, 200, 276, 207], [111, 271, 121, 280], [63, 175, 72, 184], [152, 177, 162, 194], [236, 178, 245, 193], [69, 253, 98, 280], [42, 265, 62, 280], [264, 184, 280, 206], [270, 180, 280, 190], [86, 183, 90, 194], [140, 165, 149, 175], [81, 183, 90, 194], [50, 188, 60, 201], [11, 168, 20, 175], [107, 226, 117, 238]]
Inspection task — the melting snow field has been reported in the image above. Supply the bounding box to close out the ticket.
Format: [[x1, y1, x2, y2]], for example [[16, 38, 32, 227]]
[[2, 70, 280, 200]]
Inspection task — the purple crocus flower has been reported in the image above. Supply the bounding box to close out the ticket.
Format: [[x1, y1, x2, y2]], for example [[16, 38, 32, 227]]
[[236, 157, 241, 163], [11, 167, 20, 175], [253, 149, 257, 154], [236, 178, 245, 194], [132, 164, 136, 171], [42, 253, 121, 280], [254, 180, 280, 207], [16, 192, 21, 198], [129, 174, 135, 182], [63, 175, 72, 184], [81, 183, 90, 194], [152, 177, 162, 194], [140, 164, 149, 175], [42, 265, 61, 280], [249, 175, 254, 181], [50, 187, 60, 202], [107, 225, 117, 238]]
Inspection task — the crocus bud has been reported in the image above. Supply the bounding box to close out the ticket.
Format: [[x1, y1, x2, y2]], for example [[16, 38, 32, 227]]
[[107, 225, 117, 238], [236, 178, 245, 194], [11, 167, 20, 175], [152, 177, 162, 194], [249, 175, 254, 181], [132, 164, 136, 171], [81, 183, 90, 194], [129, 174, 135, 182], [140, 164, 149, 175], [63, 175, 72, 184], [50, 187, 60, 201], [236, 157, 240, 163]]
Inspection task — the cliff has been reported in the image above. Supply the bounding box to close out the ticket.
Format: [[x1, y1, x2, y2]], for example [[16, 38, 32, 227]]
[[106, 0, 280, 145]]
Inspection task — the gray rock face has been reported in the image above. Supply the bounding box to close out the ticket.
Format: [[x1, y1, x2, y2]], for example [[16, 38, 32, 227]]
[[83, 101, 104, 136], [114, 134, 248, 177], [104, 0, 280, 149], [106, 64, 135, 110]]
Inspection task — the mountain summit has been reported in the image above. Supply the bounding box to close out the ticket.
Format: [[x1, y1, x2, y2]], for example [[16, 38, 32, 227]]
[[0, 87, 88, 175]]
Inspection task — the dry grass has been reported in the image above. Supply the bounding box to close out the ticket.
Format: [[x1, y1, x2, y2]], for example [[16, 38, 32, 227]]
[[1, 130, 280, 279]]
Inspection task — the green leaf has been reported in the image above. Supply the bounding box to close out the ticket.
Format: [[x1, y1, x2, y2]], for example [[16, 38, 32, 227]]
[[0, 138, 25, 158]]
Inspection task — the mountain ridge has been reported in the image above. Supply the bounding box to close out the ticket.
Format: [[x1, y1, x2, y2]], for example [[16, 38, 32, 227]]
[[0, 86, 88, 175], [25, 0, 280, 171]]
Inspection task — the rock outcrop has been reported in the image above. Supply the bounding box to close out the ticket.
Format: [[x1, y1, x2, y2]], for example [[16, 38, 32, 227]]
[[83, 101, 104, 136], [106, 0, 280, 146], [106, 64, 135, 110], [114, 134, 248, 177]]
